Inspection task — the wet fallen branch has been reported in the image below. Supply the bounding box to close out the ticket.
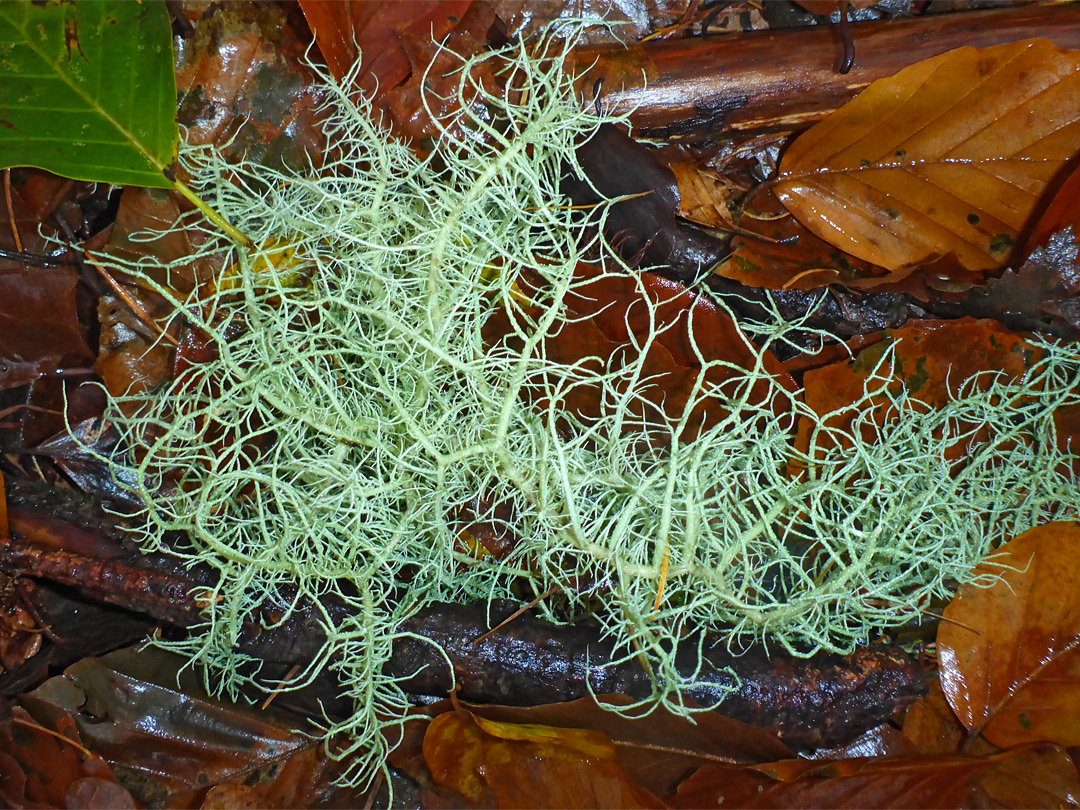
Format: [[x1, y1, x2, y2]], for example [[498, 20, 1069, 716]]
[[0, 477, 926, 749], [568, 4, 1080, 141]]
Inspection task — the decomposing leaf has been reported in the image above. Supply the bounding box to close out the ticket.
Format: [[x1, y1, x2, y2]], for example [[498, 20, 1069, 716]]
[[1, 696, 133, 810], [775, 39, 1080, 273], [0, 169, 75, 268], [0, 266, 94, 390], [938, 521, 1080, 749], [796, 317, 1036, 457], [25, 646, 349, 808], [422, 707, 665, 809], [670, 163, 739, 232], [174, 2, 326, 171], [0, 575, 42, 674], [902, 680, 1080, 808], [0, 0, 177, 187], [447, 695, 794, 799], [901, 680, 967, 756]]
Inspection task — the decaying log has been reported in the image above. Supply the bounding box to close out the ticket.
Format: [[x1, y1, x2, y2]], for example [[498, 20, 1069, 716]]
[[0, 477, 927, 748], [567, 4, 1080, 140], [389, 600, 926, 750]]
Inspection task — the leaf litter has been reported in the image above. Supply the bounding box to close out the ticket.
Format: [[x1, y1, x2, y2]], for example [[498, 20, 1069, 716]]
[[4, 3, 1080, 807]]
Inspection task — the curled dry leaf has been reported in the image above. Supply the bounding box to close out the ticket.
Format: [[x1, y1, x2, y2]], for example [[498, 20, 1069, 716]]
[[938, 521, 1080, 748], [670, 163, 739, 232], [422, 707, 665, 809], [775, 39, 1080, 273]]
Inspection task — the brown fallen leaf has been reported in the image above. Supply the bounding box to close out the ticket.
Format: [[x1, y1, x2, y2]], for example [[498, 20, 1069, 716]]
[[673, 753, 1001, 809], [902, 680, 1080, 808], [422, 707, 666, 809], [24, 647, 364, 809], [795, 317, 1036, 458], [670, 163, 740, 232], [1, 697, 133, 810], [174, 2, 326, 171], [447, 695, 794, 800], [0, 266, 94, 390], [713, 186, 887, 292], [775, 38, 1080, 273], [938, 521, 1080, 749], [1027, 159, 1080, 254], [487, 264, 795, 443]]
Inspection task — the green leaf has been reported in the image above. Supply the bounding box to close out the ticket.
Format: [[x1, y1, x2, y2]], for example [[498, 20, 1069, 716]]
[[0, 0, 177, 188]]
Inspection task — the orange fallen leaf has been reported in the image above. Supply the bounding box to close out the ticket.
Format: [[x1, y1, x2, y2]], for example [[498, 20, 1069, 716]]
[[714, 187, 884, 291], [795, 317, 1037, 458], [670, 163, 739, 232], [775, 39, 1080, 273], [938, 521, 1080, 748], [422, 708, 665, 809], [902, 680, 1080, 807], [1027, 160, 1080, 254]]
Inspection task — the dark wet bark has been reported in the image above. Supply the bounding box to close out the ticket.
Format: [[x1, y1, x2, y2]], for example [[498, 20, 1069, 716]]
[[0, 477, 927, 749]]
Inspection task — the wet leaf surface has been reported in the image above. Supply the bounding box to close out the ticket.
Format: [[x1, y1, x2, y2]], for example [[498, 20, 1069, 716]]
[[174, 2, 326, 171], [795, 317, 1037, 457], [1027, 161, 1080, 254], [0, 1, 177, 188], [902, 680, 1080, 808], [422, 706, 666, 809], [776, 39, 1080, 273], [22, 646, 353, 809], [451, 695, 794, 799], [939, 521, 1080, 749], [674, 753, 1001, 809], [0, 267, 94, 390]]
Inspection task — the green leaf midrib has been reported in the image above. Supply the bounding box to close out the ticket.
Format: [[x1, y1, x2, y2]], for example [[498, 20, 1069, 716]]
[[3, 8, 165, 173]]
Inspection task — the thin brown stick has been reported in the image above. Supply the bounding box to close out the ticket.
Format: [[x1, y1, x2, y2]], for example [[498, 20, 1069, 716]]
[[84, 249, 180, 347], [3, 169, 23, 252], [471, 584, 560, 644]]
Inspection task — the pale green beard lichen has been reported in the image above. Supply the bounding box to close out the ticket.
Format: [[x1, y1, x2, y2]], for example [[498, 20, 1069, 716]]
[[96, 32, 1080, 783]]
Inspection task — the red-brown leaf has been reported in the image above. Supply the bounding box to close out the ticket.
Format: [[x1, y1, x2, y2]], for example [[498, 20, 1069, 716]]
[[938, 521, 1080, 748], [675, 755, 997, 809], [0, 267, 93, 390], [422, 707, 666, 809], [795, 318, 1037, 458]]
